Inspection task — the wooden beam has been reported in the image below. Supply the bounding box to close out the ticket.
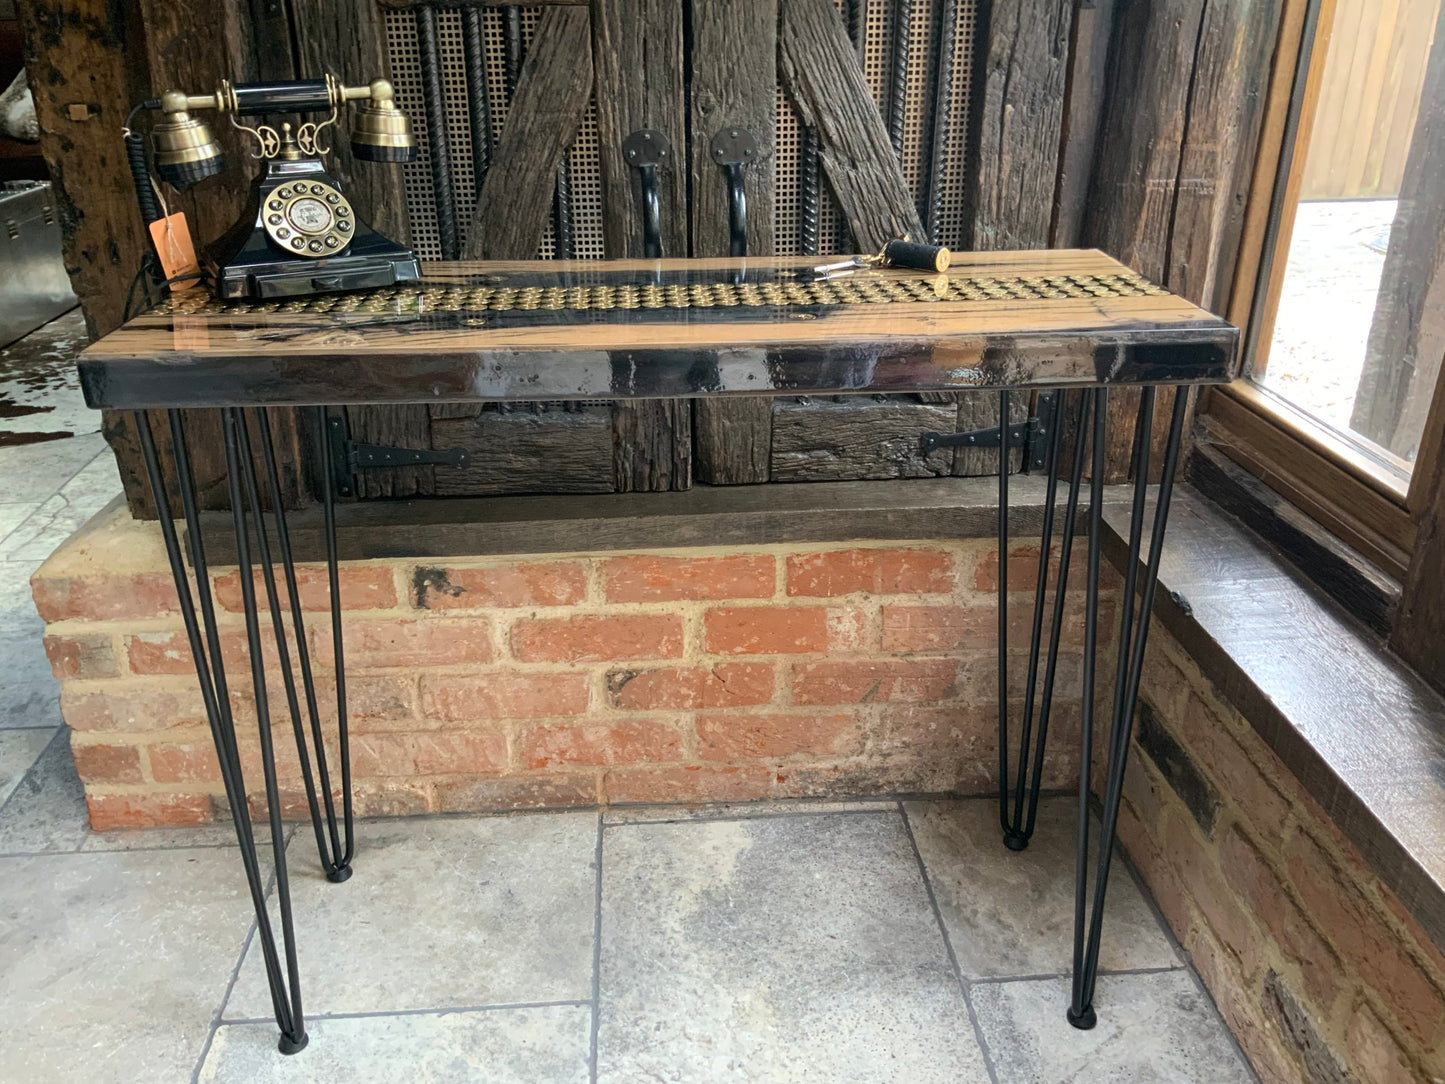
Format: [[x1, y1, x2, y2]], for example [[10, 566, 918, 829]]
[[614, 400, 692, 492], [379, 0, 586, 7], [1052, 0, 1117, 247], [467, 4, 593, 259], [966, 0, 1073, 251], [778, 0, 923, 250], [591, 0, 688, 258], [288, 0, 410, 243], [690, 0, 778, 485]]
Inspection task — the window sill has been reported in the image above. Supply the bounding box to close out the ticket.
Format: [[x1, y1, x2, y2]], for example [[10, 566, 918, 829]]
[[1100, 486, 1445, 956]]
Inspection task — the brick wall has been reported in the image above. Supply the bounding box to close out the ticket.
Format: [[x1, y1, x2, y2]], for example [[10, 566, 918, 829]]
[[33, 506, 1085, 830], [1120, 629, 1445, 1083]]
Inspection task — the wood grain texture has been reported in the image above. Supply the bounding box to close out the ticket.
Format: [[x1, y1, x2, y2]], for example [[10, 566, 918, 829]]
[[1052, 0, 1116, 247], [1395, 402, 1445, 694], [1351, 3, 1445, 458], [591, 0, 688, 258], [288, 0, 409, 243], [689, 0, 778, 485], [1165, 0, 1283, 314], [613, 399, 692, 491], [344, 404, 435, 498], [694, 398, 773, 483], [778, 0, 924, 249], [430, 406, 614, 495], [966, 0, 1073, 251], [13, 0, 153, 338], [952, 390, 1029, 476], [466, 4, 593, 259], [689, 0, 778, 258], [771, 397, 956, 481]]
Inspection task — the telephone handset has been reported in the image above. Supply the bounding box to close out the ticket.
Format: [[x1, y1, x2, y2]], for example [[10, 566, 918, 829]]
[[126, 75, 421, 300]]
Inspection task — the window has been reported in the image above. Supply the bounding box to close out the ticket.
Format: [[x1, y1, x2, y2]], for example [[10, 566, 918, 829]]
[[1209, 0, 1445, 579]]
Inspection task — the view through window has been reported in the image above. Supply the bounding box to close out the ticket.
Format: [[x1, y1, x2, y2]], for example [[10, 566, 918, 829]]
[[1253, 0, 1444, 483]]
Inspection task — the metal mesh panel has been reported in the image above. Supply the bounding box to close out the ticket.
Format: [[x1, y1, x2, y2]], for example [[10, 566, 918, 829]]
[[384, 1, 976, 260]]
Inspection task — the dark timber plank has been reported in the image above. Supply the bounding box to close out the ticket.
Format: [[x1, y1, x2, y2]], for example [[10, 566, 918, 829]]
[[1052, 0, 1116, 246], [466, 5, 593, 259], [289, 0, 410, 243], [690, 0, 778, 485], [689, 0, 778, 258], [430, 406, 614, 495], [344, 405, 435, 498], [966, 0, 1073, 252], [952, 390, 1029, 477], [591, 0, 688, 258], [614, 400, 692, 492], [778, 0, 924, 249], [771, 397, 956, 481]]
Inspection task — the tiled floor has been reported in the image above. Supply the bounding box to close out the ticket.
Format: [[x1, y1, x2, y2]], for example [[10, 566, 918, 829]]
[[0, 314, 1257, 1082]]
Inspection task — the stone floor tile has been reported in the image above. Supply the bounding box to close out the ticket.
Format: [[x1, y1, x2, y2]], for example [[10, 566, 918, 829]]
[[1, 452, 123, 562], [199, 1005, 592, 1083], [0, 556, 63, 731], [81, 819, 279, 852], [0, 430, 107, 507], [597, 812, 990, 1083], [227, 812, 599, 1017], [602, 797, 896, 825], [0, 309, 96, 442], [971, 971, 1256, 1083], [0, 501, 41, 547], [0, 725, 57, 806], [905, 797, 1180, 979], [0, 848, 257, 1084], [0, 727, 89, 853]]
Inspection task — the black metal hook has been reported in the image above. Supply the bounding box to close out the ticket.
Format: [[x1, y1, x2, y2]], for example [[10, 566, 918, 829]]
[[622, 128, 669, 258], [709, 128, 758, 258]]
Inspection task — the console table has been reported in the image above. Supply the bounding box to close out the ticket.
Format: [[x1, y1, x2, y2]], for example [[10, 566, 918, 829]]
[[79, 251, 1237, 1054]]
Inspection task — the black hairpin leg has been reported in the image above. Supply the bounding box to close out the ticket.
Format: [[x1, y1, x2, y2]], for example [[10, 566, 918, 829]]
[[992, 386, 1191, 1028], [1068, 387, 1189, 1028], [131, 406, 356, 1054], [998, 388, 1091, 851]]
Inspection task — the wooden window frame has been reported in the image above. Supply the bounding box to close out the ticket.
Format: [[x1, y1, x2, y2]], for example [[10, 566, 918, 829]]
[[1205, 0, 1445, 582]]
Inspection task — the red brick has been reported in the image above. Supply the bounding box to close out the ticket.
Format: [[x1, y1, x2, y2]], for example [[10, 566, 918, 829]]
[[86, 792, 213, 830], [61, 685, 211, 733], [973, 544, 1065, 593], [607, 663, 774, 710], [1285, 829, 1445, 1046], [1179, 694, 1290, 835], [125, 629, 290, 676], [873, 704, 994, 768], [413, 562, 587, 609], [420, 672, 590, 720], [148, 735, 306, 785], [214, 564, 396, 613], [791, 658, 959, 705], [1160, 807, 1263, 979], [352, 780, 434, 818], [602, 763, 773, 804], [880, 603, 995, 653], [316, 617, 493, 668], [1346, 1002, 1419, 1084], [519, 719, 685, 769], [70, 742, 143, 785], [31, 572, 180, 623], [787, 547, 953, 597], [773, 754, 984, 798], [432, 774, 599, 812], [1219, 827, 1340, 1009], [353, 731, 507, 777], [511, 614, 683, 663], [343, 674, 418, 724], [43, 634, 119, 680], [704, 606, 828, 655], [602, 554, 774, 602], [1188, 923, 1302, 1084], [696, 711, 859, 760]]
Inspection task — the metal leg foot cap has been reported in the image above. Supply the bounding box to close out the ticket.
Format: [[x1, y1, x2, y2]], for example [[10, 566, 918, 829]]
[[326, 864, 353, 884], [1067, 1005, 1097, 1030], [278, 1031, 309, 1055], [1002, 830, 1030, 852]]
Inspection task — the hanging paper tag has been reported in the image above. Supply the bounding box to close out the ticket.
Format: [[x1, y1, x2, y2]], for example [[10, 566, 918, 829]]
[[148, 213, 201, 288]]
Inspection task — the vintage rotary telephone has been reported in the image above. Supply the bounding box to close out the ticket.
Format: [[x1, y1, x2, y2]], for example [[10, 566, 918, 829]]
[[125, 75, 421, 300]]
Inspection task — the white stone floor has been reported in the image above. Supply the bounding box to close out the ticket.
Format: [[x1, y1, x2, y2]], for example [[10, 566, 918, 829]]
[[0, 313, 1257, 1082]]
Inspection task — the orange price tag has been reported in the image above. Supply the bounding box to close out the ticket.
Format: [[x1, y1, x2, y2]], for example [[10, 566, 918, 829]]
[[148, 213, 201, 289]]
